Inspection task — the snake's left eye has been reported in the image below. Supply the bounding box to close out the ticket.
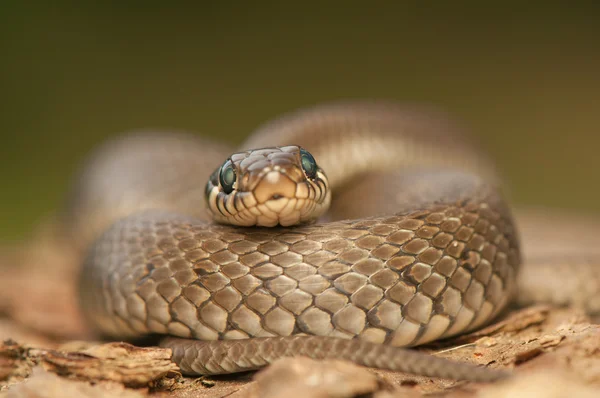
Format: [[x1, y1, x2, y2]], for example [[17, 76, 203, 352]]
[[300, 148, 317, 179], [219, 159, 236, 194]]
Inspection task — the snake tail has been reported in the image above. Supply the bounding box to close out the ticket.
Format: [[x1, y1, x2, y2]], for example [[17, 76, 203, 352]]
[[162, 336, 511, 382]]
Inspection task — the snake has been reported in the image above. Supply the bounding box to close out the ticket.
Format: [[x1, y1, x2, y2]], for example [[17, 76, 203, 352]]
[[66, 101, 598, 383]]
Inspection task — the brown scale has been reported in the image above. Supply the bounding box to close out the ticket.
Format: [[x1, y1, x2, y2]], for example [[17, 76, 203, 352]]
[[73, 101, 541, 382]]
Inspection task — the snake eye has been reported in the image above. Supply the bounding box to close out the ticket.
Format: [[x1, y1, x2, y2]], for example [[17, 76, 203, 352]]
[[300, 148, 317, 179], [219, 159, 236, 194]]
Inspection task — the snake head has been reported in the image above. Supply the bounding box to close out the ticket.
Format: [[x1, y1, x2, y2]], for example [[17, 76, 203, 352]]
[[205, 146, 330, 227]]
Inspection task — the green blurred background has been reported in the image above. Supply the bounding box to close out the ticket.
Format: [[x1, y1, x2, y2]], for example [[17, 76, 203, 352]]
[[1, 3, 599, 241]]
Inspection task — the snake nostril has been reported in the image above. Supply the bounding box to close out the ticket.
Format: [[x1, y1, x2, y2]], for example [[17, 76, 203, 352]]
[[271, 194, 283, 200]]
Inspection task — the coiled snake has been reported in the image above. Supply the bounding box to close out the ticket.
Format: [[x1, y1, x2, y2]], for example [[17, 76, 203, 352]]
[[67, 101, 597, 382]]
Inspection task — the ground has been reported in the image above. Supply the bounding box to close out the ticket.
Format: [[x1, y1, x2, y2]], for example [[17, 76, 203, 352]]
[[1, 223, 599, 397]]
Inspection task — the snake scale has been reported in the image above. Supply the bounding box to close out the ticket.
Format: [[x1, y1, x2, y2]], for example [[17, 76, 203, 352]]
[[66, 101, 596, 382]]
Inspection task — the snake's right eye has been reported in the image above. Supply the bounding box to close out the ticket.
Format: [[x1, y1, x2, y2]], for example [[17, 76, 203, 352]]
[[219, 159, 236, 194]]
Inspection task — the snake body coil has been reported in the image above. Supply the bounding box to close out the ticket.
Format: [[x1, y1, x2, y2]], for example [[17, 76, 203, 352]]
[[73, 102, 521, 381]]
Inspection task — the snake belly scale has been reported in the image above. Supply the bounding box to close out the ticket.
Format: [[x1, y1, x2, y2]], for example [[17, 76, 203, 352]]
[[73, 101, 520, 381]]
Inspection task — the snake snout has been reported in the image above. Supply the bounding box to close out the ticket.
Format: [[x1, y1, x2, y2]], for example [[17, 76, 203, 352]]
[[253, 170, 297, 204]]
